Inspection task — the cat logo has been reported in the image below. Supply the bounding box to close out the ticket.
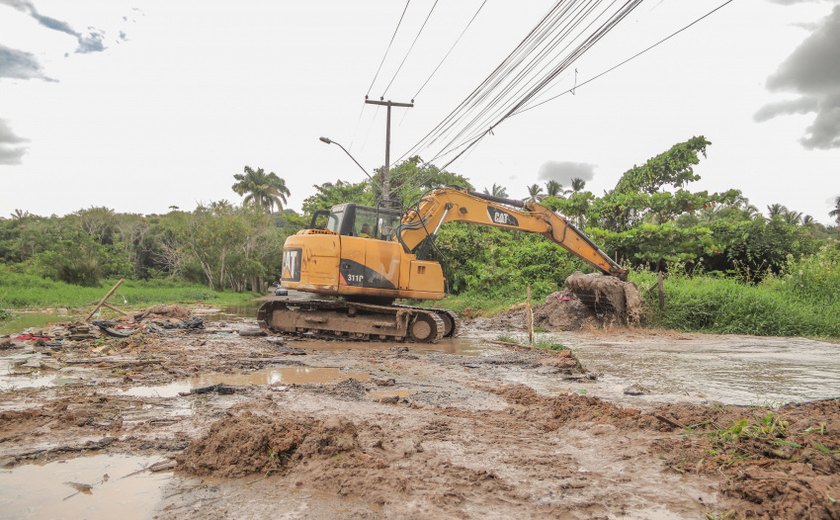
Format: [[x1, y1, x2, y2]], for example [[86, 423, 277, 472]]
[[487, 207, 519, 227]]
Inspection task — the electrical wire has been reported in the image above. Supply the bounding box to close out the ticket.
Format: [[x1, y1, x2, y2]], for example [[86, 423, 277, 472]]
[[412, 0, 488, 100], [396, 0, 573, 163], [381, 0, 440, 99], [404, 0, 641, 180], [366, 0, 412, 98], [438, 0, 736, 169], [515, 0, 736, 115]]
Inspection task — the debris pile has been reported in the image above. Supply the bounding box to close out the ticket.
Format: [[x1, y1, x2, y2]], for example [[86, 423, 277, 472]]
[[564, 272, 642, 325]]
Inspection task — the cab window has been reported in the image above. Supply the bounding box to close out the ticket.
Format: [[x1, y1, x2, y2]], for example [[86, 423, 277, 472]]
[[354, 208, 378, 238], [326, 210, 344, 233], [377, 213, 401, 240]]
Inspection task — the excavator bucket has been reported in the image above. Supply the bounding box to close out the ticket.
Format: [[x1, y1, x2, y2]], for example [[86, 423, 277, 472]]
[[564, 272, 642, 325]]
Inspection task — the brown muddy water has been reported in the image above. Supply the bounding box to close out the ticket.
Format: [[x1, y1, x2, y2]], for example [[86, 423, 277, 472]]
[[0, 454, 173, 519], [119, 367, 372, 398], [493, 330, 840, 406]]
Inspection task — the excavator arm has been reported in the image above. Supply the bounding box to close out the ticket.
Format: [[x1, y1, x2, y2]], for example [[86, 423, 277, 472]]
[[397, 188, 627, 280]]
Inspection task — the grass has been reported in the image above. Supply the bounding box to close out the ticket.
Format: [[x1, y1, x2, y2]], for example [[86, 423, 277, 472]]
[[419, 283, 556, 317], [633, 270, 840, 339], [0, 267, 258, 310], [637, 244, 840, 339]]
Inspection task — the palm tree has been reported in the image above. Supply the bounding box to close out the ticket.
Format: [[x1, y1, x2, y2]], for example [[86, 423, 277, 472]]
[[744, 204, 761, 219], [544, 180, 563, 198], [232, 166, 291, 213], [526, 184, 544, 202], [782, 210, 802, 226], [10, 209, 30, 221], [802, 215, 815, 227], [482, 183, 508, 198], [570, 178, 586, 193], [830, 196, 840, 225], [766, 203, 786, 219]]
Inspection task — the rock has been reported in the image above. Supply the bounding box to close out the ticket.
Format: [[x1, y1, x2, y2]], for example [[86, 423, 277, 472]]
[[623, 383, 649, 396], [239, 327, 267, 337]]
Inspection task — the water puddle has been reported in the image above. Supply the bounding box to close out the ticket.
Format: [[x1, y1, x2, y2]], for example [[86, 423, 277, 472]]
[[120, 367, 371, 398], [0, 358, 88, 391], [286, 337, 485, 356], [369, 388, 415, 400], [0, 454, 173, 520], [561, 333, 840, 405]]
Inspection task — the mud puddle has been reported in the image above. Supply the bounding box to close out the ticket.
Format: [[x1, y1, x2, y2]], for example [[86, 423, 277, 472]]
[[0, 454, 174, 519], [289, 336, 485, 356], [120, 367, 371, 398], [0, 358, 92, 391], [562, 332, 840, 405]]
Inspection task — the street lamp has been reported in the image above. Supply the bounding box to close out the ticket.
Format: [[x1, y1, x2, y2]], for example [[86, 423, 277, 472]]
[[319, 137, 379, 188]]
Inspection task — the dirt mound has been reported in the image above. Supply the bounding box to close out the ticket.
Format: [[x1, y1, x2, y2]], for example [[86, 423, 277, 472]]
[[534, 291, 599, 331], [313, 378, 368, 400], [565, 272, 642, 325], [475, 273, 643, 332], [177, 412, 360, 478]]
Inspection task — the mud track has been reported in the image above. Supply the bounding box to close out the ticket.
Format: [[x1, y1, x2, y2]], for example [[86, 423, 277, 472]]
[[0, 308, 837, 519]]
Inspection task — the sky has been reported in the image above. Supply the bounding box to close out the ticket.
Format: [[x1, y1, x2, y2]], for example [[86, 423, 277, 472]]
[[0, 0, 838, 223]]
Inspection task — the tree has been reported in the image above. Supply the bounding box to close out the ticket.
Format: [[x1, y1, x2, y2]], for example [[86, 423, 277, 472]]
[[613, 136, 711, 194], [782, 210, 803, 226], [830, 196, 840, 225], [570, 178, 586, 193], [302, 180, 373, 215], [483, 183, 508, 198], [232, 166, 290, 213], [767, 203, 786, 219], [525, 184, 544, 202], [544, 180, 563, 198]]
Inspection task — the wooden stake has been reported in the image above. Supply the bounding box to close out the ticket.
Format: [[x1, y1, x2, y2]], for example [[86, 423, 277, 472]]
[[86, 278, 125, 321], [102, 302, 129, 317], [526, 285, 534, 345]]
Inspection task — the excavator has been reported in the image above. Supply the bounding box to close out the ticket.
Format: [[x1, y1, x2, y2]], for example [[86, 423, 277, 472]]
[[258, 187, 627, 343]]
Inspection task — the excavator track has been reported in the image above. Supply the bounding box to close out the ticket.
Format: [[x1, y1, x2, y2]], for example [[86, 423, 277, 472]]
[[258, 298, 447, 343], [394, 304, 460, 338]]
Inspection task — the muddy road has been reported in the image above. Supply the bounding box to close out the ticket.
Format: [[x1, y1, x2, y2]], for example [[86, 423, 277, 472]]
[[0, 307, 838, 519]]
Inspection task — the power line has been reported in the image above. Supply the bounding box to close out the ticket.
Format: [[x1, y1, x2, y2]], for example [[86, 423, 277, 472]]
[[427, 0, 643, 171], [439, 0, 737, 170], [412, 0, 488, 100], [396, 0, 572, 163], [433, 0, 642, 169], [381, 0, 440, 99], [515, 0, 736, 115], [365, 0, 412, 98]]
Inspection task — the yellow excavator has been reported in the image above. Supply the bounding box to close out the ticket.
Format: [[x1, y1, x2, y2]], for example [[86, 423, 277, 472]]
[[258, 187, 627, 343]]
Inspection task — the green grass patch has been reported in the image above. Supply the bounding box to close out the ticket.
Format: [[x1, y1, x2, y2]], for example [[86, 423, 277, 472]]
[[634, 270, 840, 339], [534, 340, 569, 351], [635, 244, 840, 338], [0, 267, 257, 310]]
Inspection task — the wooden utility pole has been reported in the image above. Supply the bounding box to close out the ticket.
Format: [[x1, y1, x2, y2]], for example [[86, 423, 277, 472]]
[[364, 98, 413, 204]]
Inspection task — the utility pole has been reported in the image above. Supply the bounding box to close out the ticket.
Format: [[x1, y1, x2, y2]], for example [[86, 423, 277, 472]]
[[364, 98, 413, 205]]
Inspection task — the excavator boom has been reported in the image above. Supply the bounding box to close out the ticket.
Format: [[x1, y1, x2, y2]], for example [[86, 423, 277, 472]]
[[398, 188, 627, 280]]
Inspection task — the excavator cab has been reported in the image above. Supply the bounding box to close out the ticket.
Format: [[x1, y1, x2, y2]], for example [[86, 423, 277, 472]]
[[280, 202, 446, 302], [310, 203, 402, 241]]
